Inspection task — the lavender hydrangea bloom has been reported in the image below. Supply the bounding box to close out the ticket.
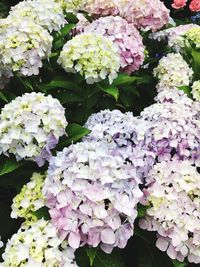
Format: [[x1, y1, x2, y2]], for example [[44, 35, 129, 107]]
[[84, 109, 155, 180], [140, 160, 200, 263], [140, 90, 200, 165], [43, 140, 143, 253], [0, 92, 67, 165], [76, 16, 145, 74]]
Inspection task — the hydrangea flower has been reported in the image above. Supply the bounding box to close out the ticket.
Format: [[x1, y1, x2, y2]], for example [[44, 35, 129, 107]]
[[153, 53, 193, 92], [150, 24, 200, 51], [192, 80, 200, 101], [119, 0, 170, 32], [140, 89, 200, 165], [1, 219, 78, 267], [78, 16, 145, 74], [0, 92, 67, 165], [83, 0, 120, 17], [58, 33, 120, 84], [8, 0, 66, 33], [185, 27, 200, 48], [11, 172, 46, 224], [140, 160, 200, 263], [0, 19, 53, 76], [43, 140, 143, 253], [56, 0, 86, 13], [84, 109, 154, 180]]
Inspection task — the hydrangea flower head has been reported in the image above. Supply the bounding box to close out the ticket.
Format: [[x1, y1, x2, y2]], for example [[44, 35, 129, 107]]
[[43, 140, 143, 253], [120, 0, 170, 32], [153, 53, 193, 92], [0, 92, 67, 165], [56, 0, 86, 13], [58, 33, 120, 84], [79, 16, 145, 74], [140, 160, 200, 263], [8, 0, 66, 33], [83, 0, 120, 17], [192, 80, 200, 101], [140, 89, 200, 164], [1, 219, 78, 267], [0, 19, 53, 76], [185, 27, 200, 48], [11, 172, 46, 224]]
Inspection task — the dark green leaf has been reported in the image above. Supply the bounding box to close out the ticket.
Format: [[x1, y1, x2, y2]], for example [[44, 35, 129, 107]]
[[113, 73, 138, 86], [137, 204, 149, 218], [172, 260, 187, 267], [65, 13, 79, 23], [86, 247, 98, 266], [0, 159, 24, 176], [31, 207, 50, 221], [39, 80, 81, 92], [57, 124, 91, 148], [0, 91, 8, 102], [93, 249, 124, 267], [178, 86, 191, 96], [191, 49, 200, 80]]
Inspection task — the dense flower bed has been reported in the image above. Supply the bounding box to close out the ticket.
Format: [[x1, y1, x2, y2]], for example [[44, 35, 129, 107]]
[[0, 0, 200, 267]]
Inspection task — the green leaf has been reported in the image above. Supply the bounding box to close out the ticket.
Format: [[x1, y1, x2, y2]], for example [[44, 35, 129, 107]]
[[57, 124, 91, 149], [0, 159, 24, 176], [93, 249, 124, 267], [98, 85, 119, 101], [178, 86, 191, 96], [60, 23, 75, 36], [172, 260, 187, 267], [113, 73, 138, 86], [31, 207, 50, 221], [65, 12, 79, 23], [191, 49, 200, 80], [39, 80, 81, 92], [0, 91, 8, 102], [86, 247, 98, 266], [56, 92, 83, 104], [137, 204, 149, 218]]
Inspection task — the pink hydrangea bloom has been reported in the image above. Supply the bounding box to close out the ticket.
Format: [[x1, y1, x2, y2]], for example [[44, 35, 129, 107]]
[[78, 16, 145, 73], [172, 0, 188, 9], [119, 0, 170, 32], [189, 0, 200, 12], [83, 0, 120, 17], [43, 141, 143, 253]]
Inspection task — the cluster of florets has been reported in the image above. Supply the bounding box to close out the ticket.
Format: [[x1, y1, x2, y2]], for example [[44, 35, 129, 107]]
[[0, 19, 53, 76], [1, 219, 78, 267], [11, 172, 46, 224], [0, 92, 67, 165], [56, 0, 86, 14], [83, 0, 170, 32], [118, 0, 170, 32], [58, 33, 120, 84], [185, 27, 200, 48], [150, 24, 200, 51], [153, 53, 193, 92], [7, 0, 66, 33], [78, 16, 145, 74], [192, 80, 200, 101], [140, 160, 200, 263], [84, 109, 154, 180], [140, 89, 200, 164], [43, 140, 143, 253]]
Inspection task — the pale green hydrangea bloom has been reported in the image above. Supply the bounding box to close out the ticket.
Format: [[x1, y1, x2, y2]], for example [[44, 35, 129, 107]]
[[192, 80, 200, 101], [153, 53, 193, 93], [56, 0, 86, 13], [8, 0, 66, 33], [11, 173, 46, 224], [1, 219, 78, 267], [185, 27, 200, 48], [58, 33, 120, 84]]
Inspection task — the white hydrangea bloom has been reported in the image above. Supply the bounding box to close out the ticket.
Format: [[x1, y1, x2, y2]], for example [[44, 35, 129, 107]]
[[8, 0, 66, 33], [140, 160, 200, 263], [0, 92, 67, 165], [1, 219, 78, 267], [192, 80, 200, 101], [153, 53, 193, 93], [11, 172, 46, 224], [0, 19, 53, 76], [58, 33, 120, 84]]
